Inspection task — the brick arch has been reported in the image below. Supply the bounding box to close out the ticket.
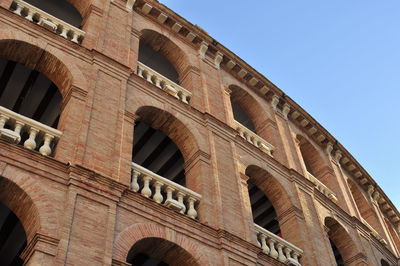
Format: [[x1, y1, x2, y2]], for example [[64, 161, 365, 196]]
[[0, 175, 46, 243], [324, 216, 364, 265], [296, 134, 328, 179], [347, 179, 383, 235], [0, 35, 88, 97], [139, 29, 192, 85], [245, 165, 294, 221], [135, 105, 200, 163], [113, 223, 207, 265]]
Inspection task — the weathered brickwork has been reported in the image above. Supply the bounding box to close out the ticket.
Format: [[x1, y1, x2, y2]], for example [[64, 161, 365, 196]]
[[0, 0, 399, 265]]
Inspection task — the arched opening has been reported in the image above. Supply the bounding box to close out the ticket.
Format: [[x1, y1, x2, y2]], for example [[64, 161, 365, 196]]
[[245, 166, 293, 236], [126, 237, 199, 266], [12, 0, 83, 28], [133, 121, 185, 186], [248, 179, 280, 235], [229, 85, 263, 133], [0, 176, 41, 266], [296, 135, 325, 178], [0, 58, 62, 128], [347, 180, 382, 235], [139, 30, 186, 84], [325, 217, 358, 265], [381, 259, 390, 266], [0, 203, 27, 266]]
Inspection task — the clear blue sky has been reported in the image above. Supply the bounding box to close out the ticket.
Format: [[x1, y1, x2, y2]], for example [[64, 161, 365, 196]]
[[160, 1, 400, 209]]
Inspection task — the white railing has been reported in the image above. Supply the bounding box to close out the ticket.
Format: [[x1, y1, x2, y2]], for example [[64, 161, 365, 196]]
[[137, 62, 192, 104], [234, 120, 274, 156], [255, 224, 303, 265], [306, 172, 338, 203], [131, 163, 201, 219], [0, 106, 62, 156], [11, 0, 85, 43]]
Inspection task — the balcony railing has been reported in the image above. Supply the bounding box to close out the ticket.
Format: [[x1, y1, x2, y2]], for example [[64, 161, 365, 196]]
[[137, 62, 192, 104], [10, 0, 85, 43], [234, 120, 274, 156], [0, 106, 62, 156], [306, 172, 338, 203], [131, 163, 201, 219], [255, 224, 303, 265]]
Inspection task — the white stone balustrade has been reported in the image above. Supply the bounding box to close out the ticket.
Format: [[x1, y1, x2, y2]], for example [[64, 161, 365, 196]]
[[234, 120, 275, 156], [255, 224, 303, 265], [11, 0, 85, 43], [306, 172, 338, 203], [137, 62, 192, 104], [131, 163, 201, 219], [0, 106, 62, 156]]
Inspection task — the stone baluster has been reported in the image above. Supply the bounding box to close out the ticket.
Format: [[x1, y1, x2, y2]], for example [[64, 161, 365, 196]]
[[152, 181, 164, 203], [292, 252, 300, 263], [146, 72, 153, 83], [137, 66, 144, 78], [71, 31, 79, 43], [259, 234, 270, 254], [131, 170, 140, 192], [187, 197, 197, 219], [165, 186, 174, 202], [283, 247, 292, 261], [0, 115, 9, 129], [60, 27, 68, 39], [141, 175, 152, 198], [13, 121, 24, 144], [13, 3, 23, 15], [267, 239, 279, 259], [276, 243, 286, 263], [25, 9, 34, 21], [176, 191, 186, 214], [153, 76, 161, 88], [24, 127, 39, 150], [39, 133, 54, 156]]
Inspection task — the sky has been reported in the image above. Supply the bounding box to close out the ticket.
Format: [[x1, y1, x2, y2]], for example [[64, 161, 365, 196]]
[[159, 0, 400, 209]]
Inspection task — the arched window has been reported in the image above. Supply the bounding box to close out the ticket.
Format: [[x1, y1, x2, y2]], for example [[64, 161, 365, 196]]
[[248, 180, 280, 235], [229, 85, 259, 133], [126, 238, 199, 266], [0, 58, 62, 128], [325, 217, 359, 266], [296, 135, 325, 178], [133, 121, 185, 186], [0, 203, 27, 266], [21, 0, 83, 28]]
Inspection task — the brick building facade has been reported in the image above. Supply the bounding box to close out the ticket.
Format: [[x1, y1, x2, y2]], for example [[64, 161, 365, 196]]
[[0, 0, 399, 265]]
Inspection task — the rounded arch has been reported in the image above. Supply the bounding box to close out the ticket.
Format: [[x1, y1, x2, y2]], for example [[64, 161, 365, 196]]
[[347, 179, 382, 235], [127, 237, 200, 266], [229, 84, 269, 134], [0, 36, 88, 96], [139, 29, 190, 85], [0, 176, 40, 243], [113, 223, 207, 265], [21, 0, 83, 28], [324, 216, 360, 265], [245, 165, 294, 235], [296, 134, 327, 179], [134, 106, 199, 163]]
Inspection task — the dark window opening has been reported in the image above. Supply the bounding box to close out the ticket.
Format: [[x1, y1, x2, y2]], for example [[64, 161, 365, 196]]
[[248, 180, 280, 235], [329, 239, 344, 266], [0, 203, 27, 266], [138, 42, 179, 84], [23, 0, 83, 28], [133, 121, 185, 186], [231, 101, 256, 133], [0, 58, 62, 128]]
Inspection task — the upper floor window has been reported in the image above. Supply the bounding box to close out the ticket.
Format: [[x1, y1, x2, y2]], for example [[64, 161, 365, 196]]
[[23, 0, 82, 28]]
